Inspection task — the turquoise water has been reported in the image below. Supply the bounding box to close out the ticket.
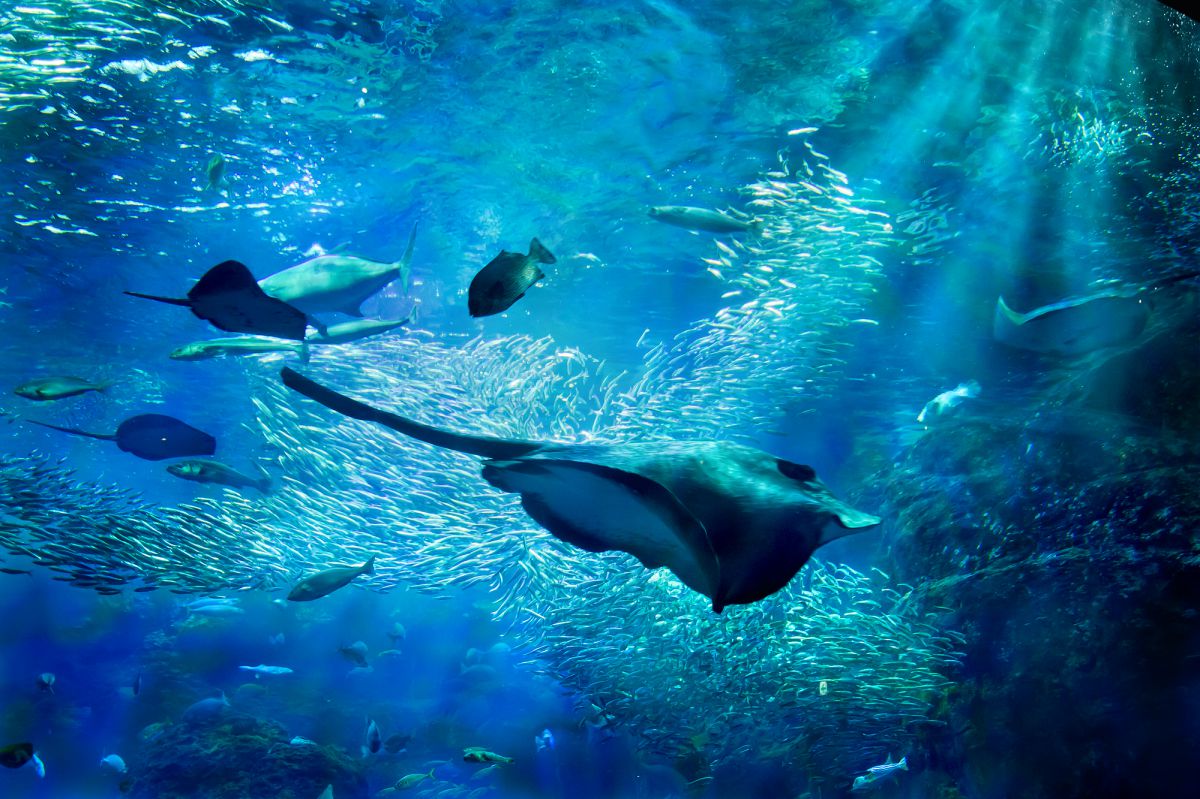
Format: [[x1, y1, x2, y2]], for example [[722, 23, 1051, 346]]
[[1, 2, 1198, 798]]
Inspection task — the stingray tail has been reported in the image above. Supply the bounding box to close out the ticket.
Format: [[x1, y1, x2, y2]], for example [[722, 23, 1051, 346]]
[[280, 368, 543, 460], [26, 420, 116, 441], [397, 221, 419, 293], [124, 291, 190, 307]]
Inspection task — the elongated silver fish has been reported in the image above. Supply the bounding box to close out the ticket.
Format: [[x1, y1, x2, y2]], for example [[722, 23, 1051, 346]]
[[15, 376, 111, 401], [170, 337, 307, 361], [648, 206, 760, 234], [167, 459, 271, 494]]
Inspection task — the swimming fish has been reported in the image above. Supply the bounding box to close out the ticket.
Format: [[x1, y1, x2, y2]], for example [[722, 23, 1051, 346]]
[[291, 736, 317, 746], [917, 380, 980, 424], [205, 154, 226, 191], [100, 753, 127, 773], [306, 316, 412, 345], [36, 672, 55, 693], [238, 664, 294, 677], [259, 223, 418, 316], [463, 747, 513, 764], [339, 641, 369, 668], [287, 556, 376, 601], [648, 206, 760, 234], [170, 336, 308, 361], [29, 752, 45, 778], [15, 376, 111, 401], [28, 414, 216, 461], [467, 238, 555, 317], [182, 691, 229, 724], [534, 728, 555, 752], [167, 459, 271, 494], [364, 717, 381, 755], [0, 743, 33, 769], [393, 769, 435, 789], [126, 260, 309, 341], [851, 754, 907, 791], [992, 292, 1149, 355], [280, 368, 881, 612], [383, 733, 411, 754]]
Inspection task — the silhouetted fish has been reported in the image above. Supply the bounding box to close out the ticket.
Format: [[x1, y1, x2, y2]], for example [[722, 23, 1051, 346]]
[[0, 742, 33, 769], [28, 414, 216, 461], [126, 260, 308, 341], [281, 368, 880, 612], [468, 238, 555, 317]]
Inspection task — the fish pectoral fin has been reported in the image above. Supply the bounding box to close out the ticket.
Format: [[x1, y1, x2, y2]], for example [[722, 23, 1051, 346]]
[[481, 458, 720, 600]]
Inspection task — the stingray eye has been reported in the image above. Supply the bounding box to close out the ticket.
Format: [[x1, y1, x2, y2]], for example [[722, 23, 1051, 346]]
[[776, 459, 816, 482]]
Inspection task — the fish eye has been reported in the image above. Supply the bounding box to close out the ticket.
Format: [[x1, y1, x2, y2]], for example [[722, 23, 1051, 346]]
[[776, 459, 816, 482]]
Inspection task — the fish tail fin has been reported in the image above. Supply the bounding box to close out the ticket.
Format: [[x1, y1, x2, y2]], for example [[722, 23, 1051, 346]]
[[396, 221, 419, 293], [298, 342, 311, 364], [280, 368, 544, 459], [427, 768, 436, 779], [528, 237, 557, 265], [124, 291, 190, 307], [899, 756, 908, 770], [93, 379, 117, 393], [361, 556, 376, 576], [26, 420, 116, 441], [994, 296, 1026, 326]]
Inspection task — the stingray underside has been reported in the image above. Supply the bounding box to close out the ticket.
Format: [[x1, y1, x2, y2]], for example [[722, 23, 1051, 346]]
[[481, 457, 720, 601]]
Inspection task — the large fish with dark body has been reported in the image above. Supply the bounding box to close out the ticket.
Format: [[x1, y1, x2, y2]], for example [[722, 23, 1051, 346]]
[[126, 260, 308, 341], [0, 742, 34, 769], [468, 238, 555, 318], [15, 376, 112, 401], [28, 414, 216, 461], [288, 556, 376, 601], [259, 224, 418, 317], [280, 368, 880, 612]]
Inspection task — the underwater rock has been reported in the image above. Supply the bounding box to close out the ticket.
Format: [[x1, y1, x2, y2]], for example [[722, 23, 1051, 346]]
[[129, 713, 366, 799], [868, 411, 1200, 799]]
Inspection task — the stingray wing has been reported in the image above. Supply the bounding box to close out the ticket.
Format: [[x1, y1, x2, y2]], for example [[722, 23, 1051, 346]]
[[481, 453, 720, 602], [188, 261, 308, 341]]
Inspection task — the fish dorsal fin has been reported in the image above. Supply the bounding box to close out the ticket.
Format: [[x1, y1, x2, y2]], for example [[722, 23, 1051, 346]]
[[397, 221, 418, 293], [281, 368, 543, 460]]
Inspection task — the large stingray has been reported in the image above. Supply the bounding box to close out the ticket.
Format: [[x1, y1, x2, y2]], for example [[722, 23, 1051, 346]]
[[126, 260, 308, 341], [258, 223, 418, 317], [28, 414, 216, 461], [280, 368, 881, 612]]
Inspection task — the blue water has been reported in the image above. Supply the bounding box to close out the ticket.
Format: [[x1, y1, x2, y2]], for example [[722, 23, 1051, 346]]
[[1, 1, 1198, 798]]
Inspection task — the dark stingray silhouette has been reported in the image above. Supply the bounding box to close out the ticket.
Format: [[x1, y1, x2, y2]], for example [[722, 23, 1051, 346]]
[[29, 414, 216, 461], [280, 368, 881, 612], [126, 260, 308, 341]]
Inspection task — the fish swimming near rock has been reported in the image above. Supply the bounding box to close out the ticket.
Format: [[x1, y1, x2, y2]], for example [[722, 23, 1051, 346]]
[[182, 691, 230, 724], [28, 414, 216, 461], [0, 742, 33, 769], [852, 754, 907, 791], [15, 376, 112, 401], [468, 238, 555, 318], [287, 557, 376, 601], [99, 753, 127, 774], [259, 223, 418, 317], [306, 316, 413, 345], [917, 380, 980, 424], [648, 205, 760, 234], [167, 459, 271, 493], [279, 368, 881, 613], [170, 336, 308, 361], [992, 291, 1150, 355], [126, 260, 309, 341]]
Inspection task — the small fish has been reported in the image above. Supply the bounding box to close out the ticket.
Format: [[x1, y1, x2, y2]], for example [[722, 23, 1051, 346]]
[[365, 717, 381, 755], [182, 691, 230, 724], [339, 641, 369, 668], [462, 747, 513, 764], [469, 763, 500, 781], [851, 754, 907, 791], [170, 336, 307, 361], [291, 736, 317, 746], [393, 769, 435, 790], [36, 672, 55, 693], [205, 154, 226, 191], [648, 206, 760, 234], [387, 621, 407, 644], [15, 376, 112, 401], [468, 238, 556, 317], [0, 742, 33, 769], [100, 753, 127, 773], [534, 728, 555, 752], [0, 568, 32, 575], [288, 557, 375, 601], [917, 380, 980, 424], [238, 664, 294, 677], [167, 459, 271, 494], [189, 603, 245, 616]]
